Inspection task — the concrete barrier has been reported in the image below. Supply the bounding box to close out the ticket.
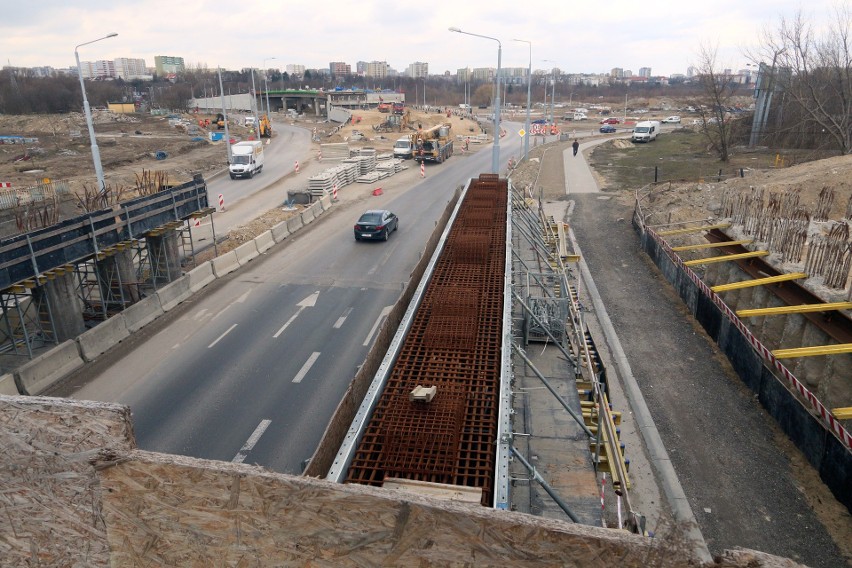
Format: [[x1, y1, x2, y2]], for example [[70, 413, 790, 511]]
[[0, 373, 18, 395], [13, 340, 84, 395], [123, 294, 164, 333], [157, 276, 192, 312], [255, 231, 275, 254], [300, 206, 316, 225], [212, 250, 239, 277], [187, 261, 215, 293], [76, 314, 130, 362], [310, 200, 324, 217], [271, 220, 290, 242], [286, 216, 304, 234], [320, 195, 333, 211], [235, 240, 259, 266]]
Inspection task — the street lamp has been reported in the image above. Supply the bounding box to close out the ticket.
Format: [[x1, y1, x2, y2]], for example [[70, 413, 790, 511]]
[[542, 59, 556, 124], [513, 39, 532, 162], [449, 26, 502, 174], [74, 32, 117, 193], [262, 57, 276, 117]]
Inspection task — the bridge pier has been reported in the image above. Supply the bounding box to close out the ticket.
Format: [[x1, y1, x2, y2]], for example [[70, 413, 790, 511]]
[[145, 230, 181, 286], [33, 271, 84, 342], [96, 248, 140, 309]]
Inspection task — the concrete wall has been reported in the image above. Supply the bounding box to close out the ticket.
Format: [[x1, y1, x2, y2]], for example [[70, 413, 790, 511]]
[[1, 394, 796, 568], [635, 222, 852, 513]]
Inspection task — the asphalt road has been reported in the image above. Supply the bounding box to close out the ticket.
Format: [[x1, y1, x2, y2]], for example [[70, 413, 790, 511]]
[[60, 124, 523, 474]]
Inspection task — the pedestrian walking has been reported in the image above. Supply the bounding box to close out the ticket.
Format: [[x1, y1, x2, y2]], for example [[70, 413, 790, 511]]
[[572, 139, 580, 157]]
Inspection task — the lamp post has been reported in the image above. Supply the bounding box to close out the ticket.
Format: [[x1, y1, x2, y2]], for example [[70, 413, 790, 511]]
[[262, 57, 276, 117], [74, 32, 117, 193], [450, 26, 502, 174], [250, 69, 260, 139], [513, 39, 532, 162], [542, 59, 556, 124]]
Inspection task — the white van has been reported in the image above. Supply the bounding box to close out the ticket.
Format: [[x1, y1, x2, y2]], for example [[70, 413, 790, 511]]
[[393, 136, 412, 159], [229, 140, 264, 179], [632, 120, 661, 143]]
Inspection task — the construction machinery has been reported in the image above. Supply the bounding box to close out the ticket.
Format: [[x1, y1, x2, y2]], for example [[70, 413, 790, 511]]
[[377, 102, 392, 113], [259, 114, 272, 138], [411, 123, 453, 163], [214, 113, 225, 129], [392, 102, 405, 115]]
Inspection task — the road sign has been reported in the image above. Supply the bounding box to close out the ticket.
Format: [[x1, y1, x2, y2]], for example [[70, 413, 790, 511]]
[[518, 129, 526, 137]]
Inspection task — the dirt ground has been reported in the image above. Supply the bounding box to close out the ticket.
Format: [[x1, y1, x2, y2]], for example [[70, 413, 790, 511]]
[[0, 107, 482, 195]]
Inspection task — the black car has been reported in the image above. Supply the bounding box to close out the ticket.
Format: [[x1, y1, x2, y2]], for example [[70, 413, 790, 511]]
[[354, 209, 399, 241], [599, 124, 617, 133]]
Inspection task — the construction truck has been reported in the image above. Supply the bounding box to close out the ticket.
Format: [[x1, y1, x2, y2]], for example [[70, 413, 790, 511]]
[[377, 102, 391, 113], [392, 102, 405, 115], [259, 114, 272, 138], [411, 123, 453, 163]]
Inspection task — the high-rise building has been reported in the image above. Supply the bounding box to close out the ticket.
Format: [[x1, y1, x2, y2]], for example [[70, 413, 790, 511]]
[[456, 67, 471, 82], [79, 60, 116, 79], [406, 61, 429, 78], [610, 68, 624, 79], [114, 58, 148, 80], [365, 61, 389, 78], [154, 56, 185, 76], [356, 61, 368, 75], [330, 61, 351, 76], [472, 67, 494, 81], [286, 64, 305, 76], [638, 67, 652, 78]]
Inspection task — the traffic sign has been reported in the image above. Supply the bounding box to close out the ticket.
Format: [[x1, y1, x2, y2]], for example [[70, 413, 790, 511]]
[[518, 129, 526, 137]]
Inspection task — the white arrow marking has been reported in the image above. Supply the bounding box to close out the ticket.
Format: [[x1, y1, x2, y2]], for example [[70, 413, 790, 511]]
[[363, 306, 392, 347], [273, 291, 320, 338], [334, 307, 354, 329], [232, 419, 271, 463], [293, 352, 321, 383]]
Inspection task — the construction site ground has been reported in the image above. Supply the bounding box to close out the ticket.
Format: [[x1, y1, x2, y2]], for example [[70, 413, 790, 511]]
[[508, 138, 852, 566]]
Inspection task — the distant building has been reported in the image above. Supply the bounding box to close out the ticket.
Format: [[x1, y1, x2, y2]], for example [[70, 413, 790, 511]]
[[79, 60, 116, 79], [610, 67, 624, 79], [638, 67, 652, 78], [406, 61, 429, 78], [114, 58, 148, 80], [472, 67, 494, 82], [456, 67, 471, 82], [286, 64, 305, 76], [154, 56, 185, 76], [365, 61, 389, 78], [687, 66, 698, 78], [356, 61, 368, 75], [330, 61, 351, 76], [501, 67, 528, 85]]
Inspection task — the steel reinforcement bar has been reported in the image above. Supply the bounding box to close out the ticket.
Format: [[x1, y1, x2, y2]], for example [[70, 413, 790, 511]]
[[341, 174, 508, 506]]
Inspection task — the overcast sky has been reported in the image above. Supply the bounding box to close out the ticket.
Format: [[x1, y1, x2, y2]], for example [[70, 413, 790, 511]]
[[0, 0, 839, 77]]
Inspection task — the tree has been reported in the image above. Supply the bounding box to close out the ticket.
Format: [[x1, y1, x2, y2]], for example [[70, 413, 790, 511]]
[[751, 6, 852, 155], [690, 42, 742, 162]]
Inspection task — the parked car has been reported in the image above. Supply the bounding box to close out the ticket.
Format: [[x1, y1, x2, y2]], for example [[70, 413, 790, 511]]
[[600, 117, 620, 124], [662, 115, 681, 123], [599, 124, 617, 133], [354, 209, 399, 241]]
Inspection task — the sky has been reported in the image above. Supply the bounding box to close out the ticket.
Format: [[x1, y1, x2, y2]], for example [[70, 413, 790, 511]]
[[0, 0, 841, 77]]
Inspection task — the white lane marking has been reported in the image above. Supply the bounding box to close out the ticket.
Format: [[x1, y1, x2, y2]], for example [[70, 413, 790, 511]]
[[363, 306, 393, 347], [232, 419, 271, 463], [208, 323, 238, 348], [334, 307, 354, 329], [193, 308, 208, 321], [273, 291, 320, 338], [292, 352, 321, 383]]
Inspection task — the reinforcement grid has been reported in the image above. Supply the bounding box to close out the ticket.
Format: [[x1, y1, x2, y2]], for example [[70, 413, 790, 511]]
[[345, 174, 507, 505]]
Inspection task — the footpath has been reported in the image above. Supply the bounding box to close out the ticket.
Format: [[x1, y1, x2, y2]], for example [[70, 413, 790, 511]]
[[516, 136, 849, 566]]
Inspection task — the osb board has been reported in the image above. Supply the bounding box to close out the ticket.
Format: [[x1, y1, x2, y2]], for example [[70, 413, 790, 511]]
[[0, 395, 134, 567], [98, 450, 684, 568]]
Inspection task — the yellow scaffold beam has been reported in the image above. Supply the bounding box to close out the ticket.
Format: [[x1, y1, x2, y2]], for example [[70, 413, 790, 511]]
[[712, 272, 807, 292], [683, 250, 768, 266], [772, 344, 852, 359], [671, 239, 753, 252], [657, 222, 731, 236], [832, 407, 852, 420], [737, 301, 852, 318]]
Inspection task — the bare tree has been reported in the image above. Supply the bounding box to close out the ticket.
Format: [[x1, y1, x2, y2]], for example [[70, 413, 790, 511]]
[[690, 42, 742, 162], [751, 6, 852, 154]]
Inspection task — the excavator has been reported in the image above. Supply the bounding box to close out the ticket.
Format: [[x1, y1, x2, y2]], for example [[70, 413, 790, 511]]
[[259, 114, 273, 138]]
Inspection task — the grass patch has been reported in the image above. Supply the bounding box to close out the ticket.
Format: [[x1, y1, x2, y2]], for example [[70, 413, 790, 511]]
[[588, 129, 805, 190]]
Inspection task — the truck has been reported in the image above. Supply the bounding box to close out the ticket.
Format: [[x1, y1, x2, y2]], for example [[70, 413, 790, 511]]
[[632, 120, 661, 143], [229, 140, 264, 179], [393, 136, 413, 159], [392, 102, 405, 115], [410, 123, 453, 163]]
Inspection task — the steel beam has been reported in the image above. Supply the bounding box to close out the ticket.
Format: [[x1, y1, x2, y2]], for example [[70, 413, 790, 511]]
[[737, 301, 852, 318], [712, 272, 807, 292]]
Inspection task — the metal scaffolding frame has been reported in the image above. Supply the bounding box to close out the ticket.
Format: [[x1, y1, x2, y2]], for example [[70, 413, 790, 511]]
[[0, 286, 57, 358]]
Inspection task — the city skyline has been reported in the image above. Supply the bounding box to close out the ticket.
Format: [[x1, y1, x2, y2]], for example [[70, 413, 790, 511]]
[[1, 0, 839, 78]]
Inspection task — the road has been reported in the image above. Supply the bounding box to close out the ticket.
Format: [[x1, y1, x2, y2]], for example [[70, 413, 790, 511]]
[[61, 124, 523, 474]]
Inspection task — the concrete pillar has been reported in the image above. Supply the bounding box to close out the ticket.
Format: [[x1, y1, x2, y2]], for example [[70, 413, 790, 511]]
[[33, 271, 85, 342], [96, 248, 140, 306], [792, 325, 832, 390], [145, 231, 181, 285]]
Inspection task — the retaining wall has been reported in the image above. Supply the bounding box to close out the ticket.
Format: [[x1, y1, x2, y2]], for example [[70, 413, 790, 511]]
[[76, 314, 130, 362], [634, 218, 852, 512], [13, 340, 84, 395]]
